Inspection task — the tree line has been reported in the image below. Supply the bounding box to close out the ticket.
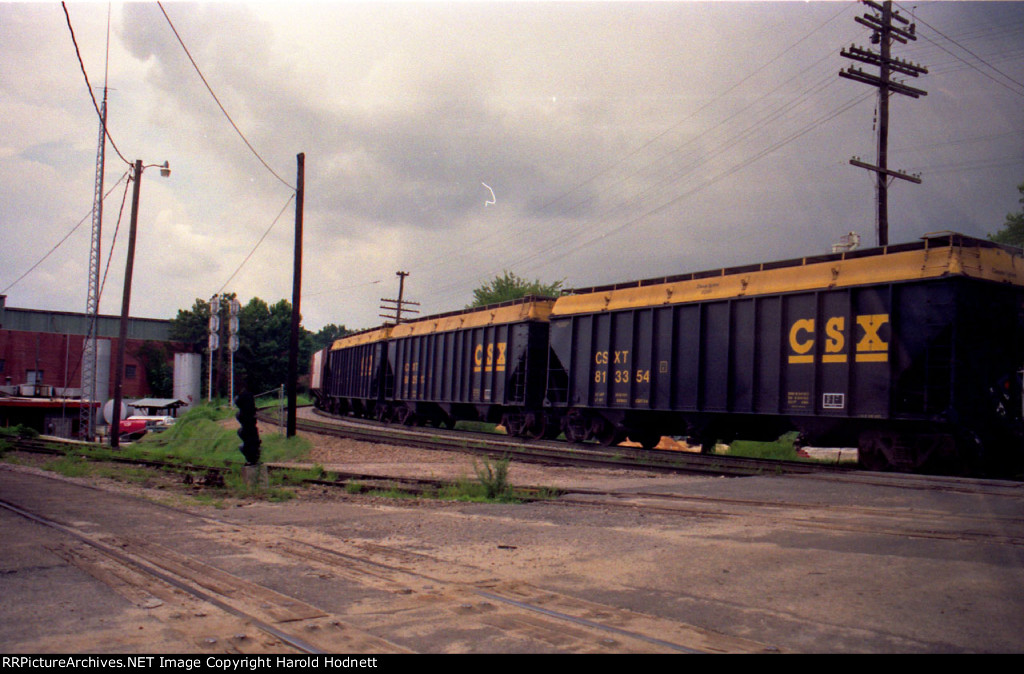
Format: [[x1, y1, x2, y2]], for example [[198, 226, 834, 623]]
[[155, 295, 348, 399]]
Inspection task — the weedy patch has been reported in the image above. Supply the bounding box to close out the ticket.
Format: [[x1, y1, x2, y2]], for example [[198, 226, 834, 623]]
[[366, 486, 418, 499], [43, 455, 92, 478], [473, 455, 512, 500]]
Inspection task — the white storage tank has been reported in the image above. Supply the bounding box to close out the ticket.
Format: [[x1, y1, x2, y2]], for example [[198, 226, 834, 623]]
[[174, 353, 202, 411], [82, 338, 111, 428]]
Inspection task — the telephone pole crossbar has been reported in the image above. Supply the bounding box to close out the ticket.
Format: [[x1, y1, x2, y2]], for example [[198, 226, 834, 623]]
[[379, 271, 419, 324]]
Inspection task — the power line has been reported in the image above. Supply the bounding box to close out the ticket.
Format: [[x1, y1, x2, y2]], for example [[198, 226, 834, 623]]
[[156, 2, 296, 192], [1, 170, 130, 295], [306, 279, 383, 298], [97, 175, 134, 308], [898, 2, 1024, 98], [404, 2, 860, 278], [216, 193, 296, 294], [59, 2, 130, 167]]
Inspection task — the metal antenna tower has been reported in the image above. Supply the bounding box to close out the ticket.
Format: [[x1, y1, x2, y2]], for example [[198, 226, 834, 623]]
[[80, 6, 112, 441], [80, 96, 107, 440]]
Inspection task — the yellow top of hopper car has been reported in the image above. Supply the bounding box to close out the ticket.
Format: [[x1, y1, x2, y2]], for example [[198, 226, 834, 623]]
[[330, 297, 556, 350], [390, 297, 555, 338], [552, 233, 1024, 316], [330, 326, 392, 350]]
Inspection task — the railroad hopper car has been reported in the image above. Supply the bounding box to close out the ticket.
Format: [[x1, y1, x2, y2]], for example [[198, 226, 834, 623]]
[[314, 297, 556, 434], [546, 233, 1024, 473], [314, 325, 392, 419]]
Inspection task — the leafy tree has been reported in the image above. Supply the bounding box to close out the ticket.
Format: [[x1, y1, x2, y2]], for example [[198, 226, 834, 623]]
[[468, 271, 564, 308], [169, 295, 315, 399], [135, 341, 173, 398], [169, 297, 215, 351], [310, 323, 350, 352], [235, 298, 314, 396], [989, 180, 1024, 248]]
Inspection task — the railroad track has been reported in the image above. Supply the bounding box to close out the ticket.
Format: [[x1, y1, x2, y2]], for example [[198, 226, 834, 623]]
[[0, 468, 778, 653], [277, 407, 844, 478], [550, 478, 1024, 546]]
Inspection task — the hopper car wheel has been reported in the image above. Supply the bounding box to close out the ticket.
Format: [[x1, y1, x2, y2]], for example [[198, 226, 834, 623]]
[[524, 413, 554, 441], [593, 419, 625, 446], [564, 412, 588, 444], [500, 414, 518, 437], [396, 406, 417, 426]]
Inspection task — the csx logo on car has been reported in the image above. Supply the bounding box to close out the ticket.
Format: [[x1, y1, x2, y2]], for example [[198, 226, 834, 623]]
[[473, 342, 507, 372], [788, 314, 889, 364]]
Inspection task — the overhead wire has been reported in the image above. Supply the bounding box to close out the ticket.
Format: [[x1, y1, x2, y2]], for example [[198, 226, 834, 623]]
[[409, 1, 860, 277], [417, 6, 864, 307], [507, 5, 1023, 283], [897, 2, 1024, 98], [429, 64, 865, 303], [60, 2, 131, 167], [57, 173, 133, 401], [156, 1, 296, 192], [216, 190, 294, 292], [97, 174, 133, 307], [2, 171, 131, 295], [529, 89, 876, 268]]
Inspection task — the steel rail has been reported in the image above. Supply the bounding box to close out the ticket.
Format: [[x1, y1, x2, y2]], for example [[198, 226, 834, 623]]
[[0, 497, 325, 655], [277, 408, 840, 478]]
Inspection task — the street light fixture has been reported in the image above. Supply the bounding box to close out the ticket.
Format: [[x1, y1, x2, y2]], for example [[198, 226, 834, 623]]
[[110, 159, 170, 448]]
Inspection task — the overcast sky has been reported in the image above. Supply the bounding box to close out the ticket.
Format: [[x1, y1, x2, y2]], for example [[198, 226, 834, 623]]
[[2, 1, 1023, 332]]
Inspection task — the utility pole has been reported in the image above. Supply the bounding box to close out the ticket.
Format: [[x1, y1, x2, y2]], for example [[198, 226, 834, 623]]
[[110, 160, 169, 448], [207, 294, 219, 403], [839, 0, 927, 246], [110, 160, 143, 449], [286, 153, 304, 438], [379, 271, 420, 324]]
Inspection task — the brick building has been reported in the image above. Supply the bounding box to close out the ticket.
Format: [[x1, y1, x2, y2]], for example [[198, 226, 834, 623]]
[[0, 295, 187, 433]]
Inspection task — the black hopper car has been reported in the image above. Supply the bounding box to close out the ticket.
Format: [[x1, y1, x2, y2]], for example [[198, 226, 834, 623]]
[[312, 233, 1024, 475]]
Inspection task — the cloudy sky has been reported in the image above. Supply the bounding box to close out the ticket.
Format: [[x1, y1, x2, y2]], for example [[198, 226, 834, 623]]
[[2, 1, 1022, 333]]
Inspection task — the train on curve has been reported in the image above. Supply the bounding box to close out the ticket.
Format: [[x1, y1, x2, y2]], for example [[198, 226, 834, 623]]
[[310, 233, 1024, 475]]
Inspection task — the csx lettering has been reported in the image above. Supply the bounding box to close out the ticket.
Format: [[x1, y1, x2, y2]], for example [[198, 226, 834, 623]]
[[594, 350, 629, 365], [473, 342, 507, 372], [788, 319, 815, 363], [856, 315, 887, 353], [787, 314, 889, 364], [825, 317, 845, 353]]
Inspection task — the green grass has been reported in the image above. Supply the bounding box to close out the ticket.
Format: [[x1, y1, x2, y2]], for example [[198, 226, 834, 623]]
[[9, 404, 564, 505], [43, 454, 92, 478], [0, 424, 40, 440], [725, 431, 814, 462], [454, 420, 507, 435], [256, 392, 314, 409], [134, 404, 311, 467], [18, 404, 316, 503]]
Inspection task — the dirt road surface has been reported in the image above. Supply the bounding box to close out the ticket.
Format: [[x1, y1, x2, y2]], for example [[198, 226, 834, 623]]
[[2, 430, 1023, 654]]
